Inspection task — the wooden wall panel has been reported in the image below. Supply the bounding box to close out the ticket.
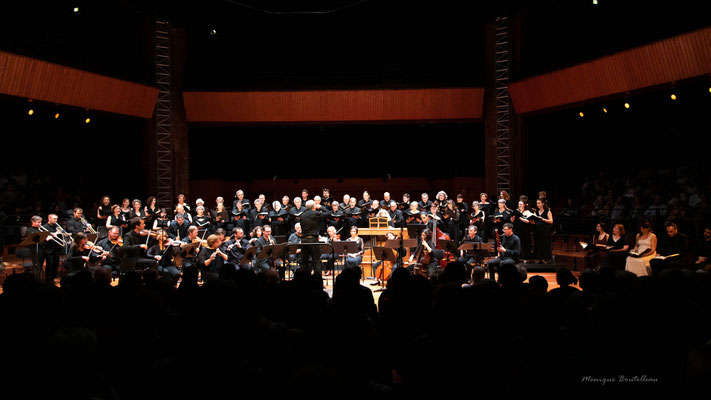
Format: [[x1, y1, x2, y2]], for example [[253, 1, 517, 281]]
[[183, 88, 484, 123], [0, 51, 158, 118], [509, 27, 711, 114]]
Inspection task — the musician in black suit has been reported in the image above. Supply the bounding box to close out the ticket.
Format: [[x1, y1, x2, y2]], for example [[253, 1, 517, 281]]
[[486, 222, 521, 280], [41, 213, 65, 285], [300, 200, 332, 279], [24, 215, 47, 279], [225, 227, 251, 267], [254, 225, 278, 274], [458, 225, 483, 266], [122, 218, 159, 272], [65, 208, 89, 234]]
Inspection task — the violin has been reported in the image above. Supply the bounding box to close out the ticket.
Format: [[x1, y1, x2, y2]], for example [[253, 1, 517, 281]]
[[110, 237, 124, 246]]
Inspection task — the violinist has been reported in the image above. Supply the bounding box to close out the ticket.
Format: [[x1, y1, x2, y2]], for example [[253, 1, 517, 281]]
[[63, 232, 105, 275], [178, 225, 202, 269], [122, 218, 159, 271], [409, 229, 437, 277], [226, 227, 251, 267], [388, 201, 403, 228], [106, 205, 128, 235], [269, 201, 289, 237], [197, 234, 231, 283], [404, 201, 422, 225], [320, 224, 341, 274], [327, 201, 345, 233], [486, 222, 521, 280], [169, 213, 191, 241], [146, 234, 180, 284], [96, 226, 124, 276]]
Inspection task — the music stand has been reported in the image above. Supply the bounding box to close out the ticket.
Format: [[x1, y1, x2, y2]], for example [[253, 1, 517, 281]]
[[371, 246, 397, 291], [331, 240, 358, 279], [19, 232, 50, 277], [406, 223, 426, 240], [439, 239, 457, 254], [240, 246, 258, 267]]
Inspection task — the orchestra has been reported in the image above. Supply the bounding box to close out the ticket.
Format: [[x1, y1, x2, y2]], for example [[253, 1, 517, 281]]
[[18, 189, 564, 286]]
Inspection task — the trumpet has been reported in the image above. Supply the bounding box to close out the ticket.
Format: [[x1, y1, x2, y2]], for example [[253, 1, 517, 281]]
[[81, 216, 97, 234], [38, 224, 67, 247]]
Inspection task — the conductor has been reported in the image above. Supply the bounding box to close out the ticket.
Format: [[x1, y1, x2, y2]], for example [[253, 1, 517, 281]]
[[300, 200, 331, 278]]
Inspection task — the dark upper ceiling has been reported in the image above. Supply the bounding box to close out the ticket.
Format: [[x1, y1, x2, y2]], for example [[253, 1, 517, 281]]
[[0, 0, 708, 90]]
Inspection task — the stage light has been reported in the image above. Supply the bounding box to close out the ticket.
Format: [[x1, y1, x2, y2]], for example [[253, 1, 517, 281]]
[[602, 107, 608, 113], [592, 0, 598, 4], [28, 109, 34, 116], [670, 93, 677, 100], [85, 117, 91, 124], [55, 112, 60, 119], [210, 29, 217, 36], [624, 102, 630, 109], [74, 7, 79, 13], [579, 111, 584, 118]]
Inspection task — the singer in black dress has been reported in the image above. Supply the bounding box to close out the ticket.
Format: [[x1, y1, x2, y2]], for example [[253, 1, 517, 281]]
[[532, 199, 554, 263]]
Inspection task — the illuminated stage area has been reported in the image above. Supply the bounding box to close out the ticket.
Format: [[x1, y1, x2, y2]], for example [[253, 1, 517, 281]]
[[2, 1, 711, 397]]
